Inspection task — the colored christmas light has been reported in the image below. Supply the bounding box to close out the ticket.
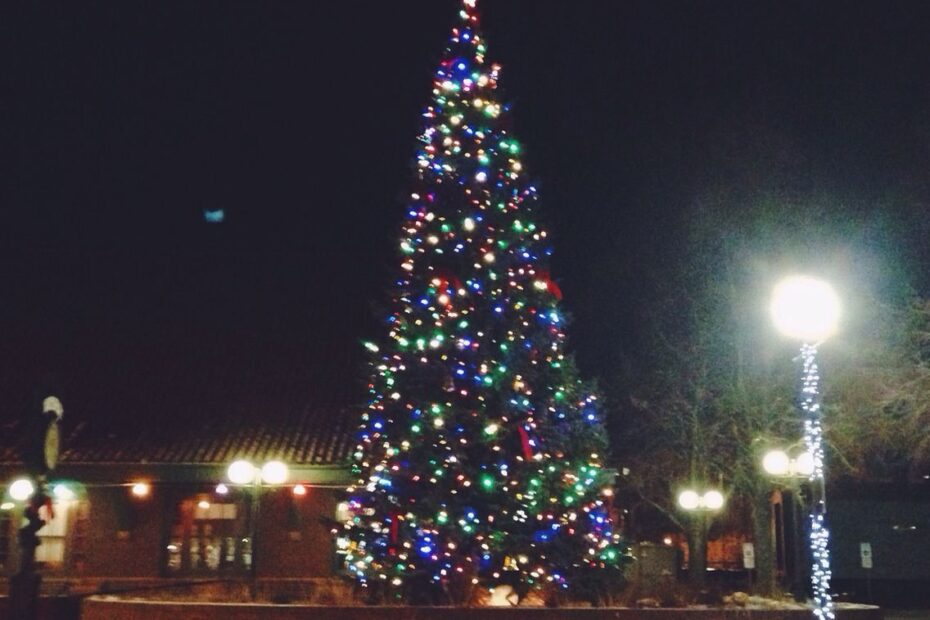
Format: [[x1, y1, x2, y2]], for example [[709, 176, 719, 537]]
[[339, 0, 623, 599]]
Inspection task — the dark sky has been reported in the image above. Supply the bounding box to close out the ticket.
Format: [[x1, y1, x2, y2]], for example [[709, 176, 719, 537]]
[[3, 1, 930, 425]]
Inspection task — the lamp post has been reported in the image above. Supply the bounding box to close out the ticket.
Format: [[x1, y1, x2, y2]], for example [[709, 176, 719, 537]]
[[677, 486, 725, 588], [762, 447, 815, 597], [8, 395, 63, 620], [227, 459, 288, 600], [771, 276, 840, 620]]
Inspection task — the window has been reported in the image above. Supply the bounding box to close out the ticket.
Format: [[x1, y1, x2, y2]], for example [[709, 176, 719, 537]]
[[36, 502, 69, 566], [167, 496, 250, 575], [0, 499, 87, 572]]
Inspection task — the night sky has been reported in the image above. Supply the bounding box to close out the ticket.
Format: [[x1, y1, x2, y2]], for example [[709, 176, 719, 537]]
[[3, 1, 930, 426]]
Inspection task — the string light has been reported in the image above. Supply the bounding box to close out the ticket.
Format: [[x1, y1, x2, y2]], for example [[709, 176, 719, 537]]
[[800, 344, 835, 620], [339, 0, 624, 597]]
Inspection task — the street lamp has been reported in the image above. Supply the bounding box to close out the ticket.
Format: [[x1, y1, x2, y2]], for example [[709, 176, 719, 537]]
[[226, 460, 289, 600], [677, 485, 724, 588], [678, 488, 725, 512], [761, 446, 815, 596], [772, 275, 840, 620], [8, 479, 35, 502], [762, 449, 815, 478]]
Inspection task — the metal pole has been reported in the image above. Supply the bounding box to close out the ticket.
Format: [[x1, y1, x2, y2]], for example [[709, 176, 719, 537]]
[[9, 477, 44, 620], [249, 480, 261, 600]]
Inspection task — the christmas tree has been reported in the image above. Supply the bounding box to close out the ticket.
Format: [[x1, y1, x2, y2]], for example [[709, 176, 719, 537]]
[[340, 0, 625, 603]]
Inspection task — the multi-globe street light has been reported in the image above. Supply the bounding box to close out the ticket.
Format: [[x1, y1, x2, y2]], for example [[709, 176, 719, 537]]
[[761, 445, 815, 596], [762, 449, 815, 479], [226, 459, 289, 600], [677, 485, 725, 587], [678, 488, 725, 512], [771, 275, 840, 620]]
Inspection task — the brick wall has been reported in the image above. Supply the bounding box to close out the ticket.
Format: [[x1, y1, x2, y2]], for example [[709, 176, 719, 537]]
[[255, 486, 339, 578], [1, 482, 342, 589]]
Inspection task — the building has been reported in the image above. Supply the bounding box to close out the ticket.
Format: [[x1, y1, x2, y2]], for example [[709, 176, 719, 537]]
[[829, 481, 930, 606], [0, 402, 355, 596]]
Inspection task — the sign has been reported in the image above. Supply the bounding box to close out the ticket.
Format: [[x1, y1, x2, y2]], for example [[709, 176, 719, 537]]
[[860, 542, 873, 569], [742, 542, 755, 569]]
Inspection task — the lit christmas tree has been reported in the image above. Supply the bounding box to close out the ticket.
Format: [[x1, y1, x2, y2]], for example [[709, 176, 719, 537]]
[[340, 0, 625, 603]]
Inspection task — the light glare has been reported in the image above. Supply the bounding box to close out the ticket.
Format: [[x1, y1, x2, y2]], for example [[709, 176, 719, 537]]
[[228, 460, 256, 485], [763, 450, 790, 476], [9, 479, 34, 502], [771, 276, 840, 342], [52, 484, 75, 501], [795, 451, 816, 476], [678, 490, 700, 511], [702, 490, 725, 510], [261, 461, 289, 485]]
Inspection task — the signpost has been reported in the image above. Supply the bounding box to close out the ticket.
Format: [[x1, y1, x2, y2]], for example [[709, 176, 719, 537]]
[[860, 542, 873, 601], [743, 542, 755, 591], [742, 542, 756, 569]]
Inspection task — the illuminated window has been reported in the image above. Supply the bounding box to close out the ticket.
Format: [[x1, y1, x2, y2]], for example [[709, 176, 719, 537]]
[[36, 499, 75, 567], [167, 496, 248, 574]]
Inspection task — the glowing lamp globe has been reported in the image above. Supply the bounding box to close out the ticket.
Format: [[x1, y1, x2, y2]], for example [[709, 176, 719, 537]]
[[771, 276, 840, 342], [261, 461, 288, 485], [52, 484, 75, 501], [702, 490, 725, 511], [227, 460, 256, 485], [678, 489, 700, 511], [763, 450, 791, 476], [795, 451, 816, 476], [9, 479, 35, 501]]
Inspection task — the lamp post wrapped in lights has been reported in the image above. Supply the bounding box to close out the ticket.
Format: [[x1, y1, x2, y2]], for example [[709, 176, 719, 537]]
[[771, 276, 840, 620]]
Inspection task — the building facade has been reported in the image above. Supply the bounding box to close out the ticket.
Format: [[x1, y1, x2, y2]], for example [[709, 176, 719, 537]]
[[0, 406, 354, 595]]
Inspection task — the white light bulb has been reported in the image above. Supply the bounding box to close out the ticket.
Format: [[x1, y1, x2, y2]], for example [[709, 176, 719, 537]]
[[261, 461, 289, 485], [795, 451, 816, 476], [9, 479, 34, 502], [771, 276, 840, 342], [703, 490, 725, 510], [52, 484, 75, 501], [763, 450, 790, 476], [228, 460, 256, 485], [678, 490, 700, 511]]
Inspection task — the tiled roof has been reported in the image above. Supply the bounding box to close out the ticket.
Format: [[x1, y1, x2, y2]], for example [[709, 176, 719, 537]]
[[0, 324, 365, 468], [0, 403, 357, 466]]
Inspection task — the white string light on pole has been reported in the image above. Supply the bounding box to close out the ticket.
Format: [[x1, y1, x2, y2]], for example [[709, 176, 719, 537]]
[[799, 343, 833, 620], [771, 276, 840, 620]]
